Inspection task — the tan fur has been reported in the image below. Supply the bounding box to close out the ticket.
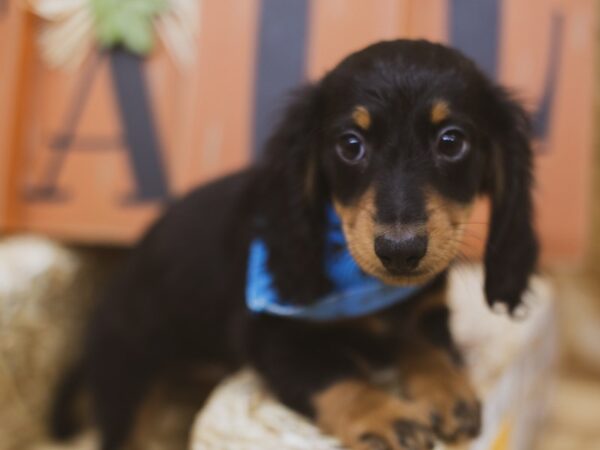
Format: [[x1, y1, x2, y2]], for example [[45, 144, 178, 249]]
[[420, 189, 473, 280], [334, 188, 384, 279], [398, 339, 480, 443], [431, 100, 450, 124], [313, 380, 431, 450], [352, 105, 371, 130], [334, 187, 473, 286]]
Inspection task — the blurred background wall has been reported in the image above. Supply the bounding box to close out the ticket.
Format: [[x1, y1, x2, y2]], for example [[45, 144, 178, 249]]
[[0, 0, 596, 270]]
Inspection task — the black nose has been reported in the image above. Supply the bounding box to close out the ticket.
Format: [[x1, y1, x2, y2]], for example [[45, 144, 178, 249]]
[[374, 233, 428, 273]]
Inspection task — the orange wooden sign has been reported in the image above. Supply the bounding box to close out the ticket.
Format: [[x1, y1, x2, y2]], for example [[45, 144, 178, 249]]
[[0, 0, 595, 265]]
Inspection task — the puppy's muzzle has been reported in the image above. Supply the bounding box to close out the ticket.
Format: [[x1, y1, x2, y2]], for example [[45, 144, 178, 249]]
[[374, 231, 428, 274]]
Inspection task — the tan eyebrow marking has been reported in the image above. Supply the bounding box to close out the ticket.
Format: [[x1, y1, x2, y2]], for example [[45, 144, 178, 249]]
[[431, 100, 450, 123], [352, 105, 371, 130]]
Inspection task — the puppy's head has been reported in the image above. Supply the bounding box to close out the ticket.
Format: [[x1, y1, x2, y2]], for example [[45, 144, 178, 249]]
[[261, 40, 538, 313]]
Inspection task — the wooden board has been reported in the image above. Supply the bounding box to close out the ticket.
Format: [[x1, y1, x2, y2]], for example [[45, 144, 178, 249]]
[[0, 0, 594, 264]]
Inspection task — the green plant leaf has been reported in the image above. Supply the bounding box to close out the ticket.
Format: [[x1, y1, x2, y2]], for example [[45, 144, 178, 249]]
[[121, 15, 156, 54], [90, 0, 166, 55]]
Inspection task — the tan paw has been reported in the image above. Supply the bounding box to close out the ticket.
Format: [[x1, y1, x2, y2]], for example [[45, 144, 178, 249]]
[[403, 364, 481, 443], [313, 380, 436, 450]]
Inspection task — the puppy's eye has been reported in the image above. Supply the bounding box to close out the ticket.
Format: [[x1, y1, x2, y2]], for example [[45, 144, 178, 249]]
[[336, 133, 366, 164], [436, 127, 469, 161]]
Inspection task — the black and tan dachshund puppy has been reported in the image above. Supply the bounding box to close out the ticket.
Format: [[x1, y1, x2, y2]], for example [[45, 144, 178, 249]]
[[51, 40, 538, 450]]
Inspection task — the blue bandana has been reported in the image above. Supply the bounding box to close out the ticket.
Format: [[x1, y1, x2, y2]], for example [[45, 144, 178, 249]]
[[246, 207, 424, 321]]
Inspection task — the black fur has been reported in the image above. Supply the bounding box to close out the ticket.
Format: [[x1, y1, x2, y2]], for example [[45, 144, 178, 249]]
[[480, 85, 539, 313], [50, 40, 538, 450]]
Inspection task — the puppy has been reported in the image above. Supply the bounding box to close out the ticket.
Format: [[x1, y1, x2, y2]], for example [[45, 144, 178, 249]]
[[51, 39, 538, 450]]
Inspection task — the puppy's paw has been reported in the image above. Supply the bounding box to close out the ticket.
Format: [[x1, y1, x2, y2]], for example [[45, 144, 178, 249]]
[[428, 397, 481, 443], [357, 420, 434, 450], [403, 365, 481, 443], [313, 380, 436, 450]]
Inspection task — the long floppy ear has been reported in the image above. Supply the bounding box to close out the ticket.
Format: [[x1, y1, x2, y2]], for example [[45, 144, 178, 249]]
[[482, 87, 539, 314], [256, 84, 332, 304]]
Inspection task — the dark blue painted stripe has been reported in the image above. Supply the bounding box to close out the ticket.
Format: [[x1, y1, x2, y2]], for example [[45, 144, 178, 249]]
[[532, 12, 563, 141], [449, 0, 501, 78], [252, 0, 310, 156], [449, 0, 562, 147], [109, 49, 170, 202]]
